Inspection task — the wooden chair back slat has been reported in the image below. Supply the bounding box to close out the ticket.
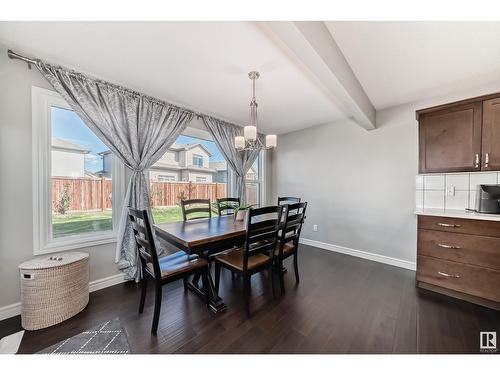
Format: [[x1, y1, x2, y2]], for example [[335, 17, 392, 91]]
[[277, 202, 308, 257], [128, 208, 161, 279], [217, 197, 240, 216], [277, 196, 301, 205], [240, 205, 283, 271], [181, 199, 212, 221]]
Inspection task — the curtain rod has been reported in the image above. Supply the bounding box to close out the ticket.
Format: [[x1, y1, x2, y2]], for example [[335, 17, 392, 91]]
[[6, 49, 232, 122]]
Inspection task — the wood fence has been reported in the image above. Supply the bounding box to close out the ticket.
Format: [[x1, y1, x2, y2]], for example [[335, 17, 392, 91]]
[[150, 181, 226, 208], [52, 178, 227, 212], [52, 177, 112, 213]]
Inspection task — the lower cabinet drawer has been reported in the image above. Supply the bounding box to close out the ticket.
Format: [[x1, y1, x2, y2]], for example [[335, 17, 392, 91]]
[[418, 229, 500, 270], [417, 255, 500, 303]]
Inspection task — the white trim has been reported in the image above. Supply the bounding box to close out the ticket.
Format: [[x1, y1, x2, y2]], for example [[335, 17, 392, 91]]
[[0, 302, 22, 322], [0, 273, 126, 321], [31, 86, 126, 255], [88, 273, 126, 293], [300, 238, 416, 271]]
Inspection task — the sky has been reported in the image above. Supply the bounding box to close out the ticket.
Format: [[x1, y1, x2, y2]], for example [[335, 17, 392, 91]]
[[51, 106, 225, 173]]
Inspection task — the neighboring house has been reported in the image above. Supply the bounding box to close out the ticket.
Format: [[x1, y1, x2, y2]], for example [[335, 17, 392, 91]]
[[51, 137, 89, 178], [148, 143, 217, 183], [96, 150, 113, 178], [209, 160, 257, 183], [100, 143, 217, 183], [209, 161, 228, 183]]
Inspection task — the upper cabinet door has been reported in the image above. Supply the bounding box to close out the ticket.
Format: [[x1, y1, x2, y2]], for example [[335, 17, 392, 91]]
[[419, 102, 482, 173], [482, 97, 500, 171]]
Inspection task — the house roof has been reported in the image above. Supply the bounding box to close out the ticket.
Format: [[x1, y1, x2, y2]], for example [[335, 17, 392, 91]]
[[169, 142, 212, 157], [52, 137, 90, 153]]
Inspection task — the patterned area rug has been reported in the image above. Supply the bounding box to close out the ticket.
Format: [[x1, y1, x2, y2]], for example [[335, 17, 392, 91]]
[[37, 318, 130, 354]]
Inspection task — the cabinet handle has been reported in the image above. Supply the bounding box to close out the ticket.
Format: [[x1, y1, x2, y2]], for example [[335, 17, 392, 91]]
[[474, 153, 480, 168], [438, 271, 461, 279], [485, 153, 490, 168], [437, 223, 462, 228], [437, 243, 461, 249]]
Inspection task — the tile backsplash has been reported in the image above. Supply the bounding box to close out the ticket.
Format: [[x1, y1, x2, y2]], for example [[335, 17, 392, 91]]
[[416, 172, 500, 210]]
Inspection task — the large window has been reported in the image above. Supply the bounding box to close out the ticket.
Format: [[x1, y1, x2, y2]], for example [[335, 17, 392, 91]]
[[245, 153, 264, 206], [32, 87, 125, 255], [149, 133, 228, 224]]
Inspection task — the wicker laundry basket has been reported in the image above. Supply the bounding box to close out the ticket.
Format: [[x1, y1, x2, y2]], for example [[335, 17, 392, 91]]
[[19, 252, 89, 330]]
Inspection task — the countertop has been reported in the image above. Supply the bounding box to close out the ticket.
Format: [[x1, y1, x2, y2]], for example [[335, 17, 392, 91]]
[[414, 208, 500, 222]]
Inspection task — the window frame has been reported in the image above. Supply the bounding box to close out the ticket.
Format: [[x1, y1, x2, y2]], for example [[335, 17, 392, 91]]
[[243, 150, 265, 206], [192, 153, 204, 168], [32, 86, 126, 255]]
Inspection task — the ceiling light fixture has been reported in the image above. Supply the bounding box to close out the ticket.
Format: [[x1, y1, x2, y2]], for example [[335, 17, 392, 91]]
[[235, 71, 277, 151]]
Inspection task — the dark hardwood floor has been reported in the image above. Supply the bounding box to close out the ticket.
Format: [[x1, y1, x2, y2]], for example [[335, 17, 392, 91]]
[[2, 245, 500, 354]]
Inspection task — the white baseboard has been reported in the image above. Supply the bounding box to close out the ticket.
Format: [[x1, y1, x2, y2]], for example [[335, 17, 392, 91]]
[[0, 273, 126, 322], [300, 238, 416, 271], [89, 273, 126, 293], [0, 302, 22, 322]]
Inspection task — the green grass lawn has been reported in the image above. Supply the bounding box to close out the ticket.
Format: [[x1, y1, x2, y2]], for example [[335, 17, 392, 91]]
[[52, 206, 208, 238], [52, 211, 113, 238]]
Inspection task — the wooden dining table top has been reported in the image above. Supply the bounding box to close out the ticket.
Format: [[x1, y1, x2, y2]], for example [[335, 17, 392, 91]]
[[153, 215, 247, 249]]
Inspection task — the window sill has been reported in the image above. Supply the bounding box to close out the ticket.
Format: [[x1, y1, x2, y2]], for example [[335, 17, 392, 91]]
[[35, 233, 117, 256]]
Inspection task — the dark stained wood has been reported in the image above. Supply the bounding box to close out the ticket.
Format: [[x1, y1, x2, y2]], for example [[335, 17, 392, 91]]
[[418, 215, 500, 237], [275, 202, 308, 294], [214, 206, 283, 317], [181, 199, 212, 222], [277, 196, 301, 205], [418, 229, 500, 270], [3, 246, 500, 354], [416, 255, 500, 303], [418, 101, 482, 173], [417, 215, 500, 309], [216, 197, 240, 216], [154, 215, 247, 250], [129, 208, 209, 334], [416, 91, 500, 120], [482, 97, 500, 171]]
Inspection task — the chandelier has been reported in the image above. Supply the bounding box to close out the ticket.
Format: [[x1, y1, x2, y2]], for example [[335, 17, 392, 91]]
[[234, 71, 277, 151]]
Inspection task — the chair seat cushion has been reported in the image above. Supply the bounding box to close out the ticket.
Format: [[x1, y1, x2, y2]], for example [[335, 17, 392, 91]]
[[147, 251, 207, 279], [274, 241, 295, 257], [215, 248, 271, 271]]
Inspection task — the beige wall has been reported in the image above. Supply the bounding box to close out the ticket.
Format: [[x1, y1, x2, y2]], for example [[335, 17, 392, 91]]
[[0, 43, 121, 311], [51, 149, 85, 177], [157, 149, 179, 166], [186, 145, 209, 168], [149, 170, 180, 182]]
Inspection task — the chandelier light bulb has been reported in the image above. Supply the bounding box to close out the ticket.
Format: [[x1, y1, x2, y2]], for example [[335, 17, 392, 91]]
[[244, 125, 257, 141], [265, 134, 277, 148], [235, 136, 245, 149]]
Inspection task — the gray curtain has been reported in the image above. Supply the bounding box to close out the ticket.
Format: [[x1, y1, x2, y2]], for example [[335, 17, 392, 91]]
[[36, 61, 194, 281], [202, 116, 263, 204]]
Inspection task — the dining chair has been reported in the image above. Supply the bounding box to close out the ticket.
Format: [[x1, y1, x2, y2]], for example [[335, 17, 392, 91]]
[[277, 196, 301, 205], [214, 205, 284, 317], [216, 197, 240, 216], [181, 198, 212, 221], [129, 208, 210, 334], [274, 202, 307, 295]]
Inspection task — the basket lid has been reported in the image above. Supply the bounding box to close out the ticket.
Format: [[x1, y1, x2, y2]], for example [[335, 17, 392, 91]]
[[19, 251, 89, 270]]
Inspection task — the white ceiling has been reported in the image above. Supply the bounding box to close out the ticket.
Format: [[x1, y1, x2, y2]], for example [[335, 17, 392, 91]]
[[3, 21, 500, 132], [0, 21, 344, 135], [326, 21, 500, 110]]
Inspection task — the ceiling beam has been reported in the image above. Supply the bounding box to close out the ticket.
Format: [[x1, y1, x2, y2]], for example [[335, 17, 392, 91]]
[[260, 21, 376, 130]]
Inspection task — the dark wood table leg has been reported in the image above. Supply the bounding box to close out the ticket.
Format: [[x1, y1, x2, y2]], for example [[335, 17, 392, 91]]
[[187, 255, 226, 313]]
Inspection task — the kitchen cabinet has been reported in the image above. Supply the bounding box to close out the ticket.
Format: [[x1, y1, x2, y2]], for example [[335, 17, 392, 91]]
[[417, 92, 500, 173]]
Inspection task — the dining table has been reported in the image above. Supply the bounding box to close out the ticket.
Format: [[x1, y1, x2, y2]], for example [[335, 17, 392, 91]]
[[153, 215, 248, 313]]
